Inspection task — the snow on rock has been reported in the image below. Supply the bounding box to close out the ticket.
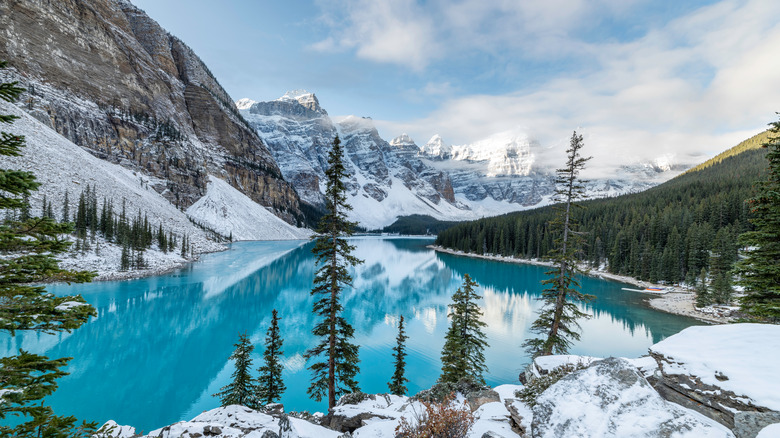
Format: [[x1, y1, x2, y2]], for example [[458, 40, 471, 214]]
[[186, 176, 311, 241], [119, 405, 342, 438], [94, 420, 136, 438], [54, 301, 89, 312], [234, 97, 257, 110], [0, 99, 223, 279], [532, 357, 734, 438], [650, 324, 780, 412], [756, 423, 780, 438]]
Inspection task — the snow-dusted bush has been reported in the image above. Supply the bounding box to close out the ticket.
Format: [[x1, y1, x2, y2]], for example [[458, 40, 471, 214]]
[[395, 394, 475, 438], [515, 362, 588, 407]]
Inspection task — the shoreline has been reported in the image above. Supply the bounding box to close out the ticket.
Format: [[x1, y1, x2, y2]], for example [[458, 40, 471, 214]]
[[429, 245, 732, 324]]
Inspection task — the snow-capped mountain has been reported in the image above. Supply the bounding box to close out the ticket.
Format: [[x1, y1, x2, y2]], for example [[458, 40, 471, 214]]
[[239, 91, 680, 229], [0, 0, 303, 225], [240, 92, 468, 229]]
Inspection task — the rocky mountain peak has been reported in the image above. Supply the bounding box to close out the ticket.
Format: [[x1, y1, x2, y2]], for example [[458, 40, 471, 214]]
[[390, 133, 417, 148], [235, 98, 256, 110], [420, 134, 452, 160], [278, 89, 326, 115]]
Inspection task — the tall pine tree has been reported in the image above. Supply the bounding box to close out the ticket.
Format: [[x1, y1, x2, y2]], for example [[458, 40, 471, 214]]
[[304, 135, 362, 409], [258, 309, 286, 406], [736, 115, 780, 322], [213, 333, 260, 409], [387, 315, 408, 396], [523, 131, 594, 358], [0, 61, 97, 437], [439, 274, 488, 384]]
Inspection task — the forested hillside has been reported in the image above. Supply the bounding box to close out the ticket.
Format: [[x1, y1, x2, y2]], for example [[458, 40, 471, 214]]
[[436, 131, 769, 285]]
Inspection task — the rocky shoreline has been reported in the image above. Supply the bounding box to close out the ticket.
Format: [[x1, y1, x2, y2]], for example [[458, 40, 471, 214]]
[[97, 324, 780, 438], [429, 245, 733, 324]]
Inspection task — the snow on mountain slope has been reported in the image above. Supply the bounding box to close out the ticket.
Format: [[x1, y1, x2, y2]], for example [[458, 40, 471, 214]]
[[240, 91, 684, 229], [0, 99, 223, 277], [186, 176, 312, 241], [449, 130, 536, 177]]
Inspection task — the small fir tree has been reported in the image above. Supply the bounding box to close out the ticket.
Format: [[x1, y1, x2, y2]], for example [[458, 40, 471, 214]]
[[0, 60, 97, 437], [695, 268, 712, 307], [523, 131, 594, 358], [304, 135, 363, 409], [439, 274, 488, 384], [258, 309, 286, 406], [213, 333, 260, 409], [388, 315, 409, 395], [735, 114, 780, 321]]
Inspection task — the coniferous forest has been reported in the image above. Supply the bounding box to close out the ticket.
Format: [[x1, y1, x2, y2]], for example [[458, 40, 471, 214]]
[[436, 132, 770, 286]]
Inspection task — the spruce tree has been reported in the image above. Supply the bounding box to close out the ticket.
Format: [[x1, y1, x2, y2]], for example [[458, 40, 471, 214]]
[[523, 131, 594, 358], [736, 115, 780, 322], [695, 268, 712, 307], [258, 309, 286, 406], [304, 135, 363, 409], [388, 315, 409, 395], [439, 274, 488, 384], [0, 61, 97, 437], [213, 333, 260, 409]]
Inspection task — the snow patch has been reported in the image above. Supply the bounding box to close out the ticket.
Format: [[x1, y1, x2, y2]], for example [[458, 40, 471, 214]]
[[186, 176, 312, 241]]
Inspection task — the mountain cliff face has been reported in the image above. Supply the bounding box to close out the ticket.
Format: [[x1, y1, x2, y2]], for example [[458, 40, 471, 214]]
[[240, 91, 672, 229], [0, 0, 303, 224], [241, 91, 464, 229]]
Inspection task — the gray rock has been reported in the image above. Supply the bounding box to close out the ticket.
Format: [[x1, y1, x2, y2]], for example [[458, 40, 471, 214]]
[[466, 388, 501, 412], [732, 411, 780, 438], [261, 431, 280, 438]]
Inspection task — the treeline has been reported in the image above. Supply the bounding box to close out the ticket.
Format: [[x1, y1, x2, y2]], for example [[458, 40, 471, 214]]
[[436, 138, 768, 286], [37, 185, 192, 270], [382, 214, 459, 235]]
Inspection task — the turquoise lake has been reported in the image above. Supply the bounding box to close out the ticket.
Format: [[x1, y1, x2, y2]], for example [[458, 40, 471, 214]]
[[1, 237, 700, 432]]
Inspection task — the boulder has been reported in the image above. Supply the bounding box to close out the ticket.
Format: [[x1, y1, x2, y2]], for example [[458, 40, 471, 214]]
[[531, 357, 731, 438], [649, 324, 780, 438]]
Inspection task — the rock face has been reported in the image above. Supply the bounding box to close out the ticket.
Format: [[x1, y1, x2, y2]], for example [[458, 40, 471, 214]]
[[532, 358, 731, 438], [241, 93, 466, 229], [240, 91, 678, 228], [648, 324, 780, 438], [0, 0, 303, 224]]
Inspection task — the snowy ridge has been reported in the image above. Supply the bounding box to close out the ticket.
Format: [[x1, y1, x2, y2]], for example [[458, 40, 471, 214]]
[[240, 91, 681, 229], [186, 176, 312, 241]]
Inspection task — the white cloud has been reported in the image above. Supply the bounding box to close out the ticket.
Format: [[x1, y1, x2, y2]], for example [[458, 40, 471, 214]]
[[312, 0, 438, 69], [371, 0, 780, 177]]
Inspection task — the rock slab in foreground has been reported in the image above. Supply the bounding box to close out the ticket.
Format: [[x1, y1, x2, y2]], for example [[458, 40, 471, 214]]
[[649, 323, 780, 438], [531, 357, 732, 438]]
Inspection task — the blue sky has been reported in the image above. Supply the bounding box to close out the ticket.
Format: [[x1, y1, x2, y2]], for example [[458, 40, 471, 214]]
[[132, 0, 780, 176]]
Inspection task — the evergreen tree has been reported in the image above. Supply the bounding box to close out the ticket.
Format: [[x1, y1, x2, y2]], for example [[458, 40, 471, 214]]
[[258, 309, 286, 406], [523, 131, 594, 358], [0, 60, 97, 437], [388, 315, 409, 395], [439, 274, 488, 384], [213, 333, 260, 409], [304, 135, 363, 409], [695, 268, 712, 307], [62, 189, 70, 223], [736, 115, 780, 322]]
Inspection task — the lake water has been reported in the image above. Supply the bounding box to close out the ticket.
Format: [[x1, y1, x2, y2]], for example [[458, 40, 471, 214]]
[[1, 237, 700, 432]]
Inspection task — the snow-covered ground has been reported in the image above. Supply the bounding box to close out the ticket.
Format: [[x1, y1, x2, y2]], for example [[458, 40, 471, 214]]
[[186, 176, 311, 241], [650, 324, 780, 412], [0, 99, 310, 279]]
